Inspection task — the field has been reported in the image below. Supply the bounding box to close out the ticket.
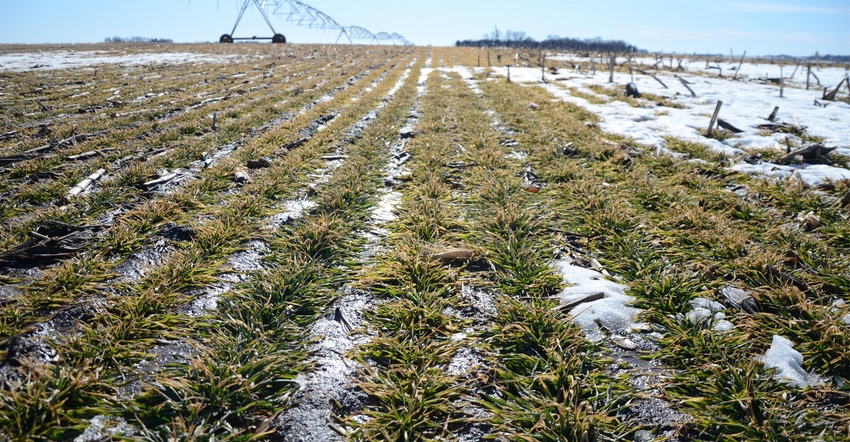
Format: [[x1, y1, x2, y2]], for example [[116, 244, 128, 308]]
[[0, 43, 848, 441]]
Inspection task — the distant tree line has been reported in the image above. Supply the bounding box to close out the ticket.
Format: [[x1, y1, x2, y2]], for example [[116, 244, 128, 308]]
[[456, 27, 642, 53], [103, 36, 174, 43], [810, 54, 850, 62]]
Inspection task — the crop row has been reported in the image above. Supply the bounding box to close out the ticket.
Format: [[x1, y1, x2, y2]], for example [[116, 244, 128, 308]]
[[0, 44, 421, 440], [0, 44, 847, 441]]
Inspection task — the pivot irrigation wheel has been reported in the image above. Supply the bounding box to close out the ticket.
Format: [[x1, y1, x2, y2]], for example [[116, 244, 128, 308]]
[[219, 34, 234, 43], [272, 33, 286, 44]]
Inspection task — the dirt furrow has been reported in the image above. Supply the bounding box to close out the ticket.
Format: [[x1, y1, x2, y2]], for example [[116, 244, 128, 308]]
[[275, 57, 423, 441]]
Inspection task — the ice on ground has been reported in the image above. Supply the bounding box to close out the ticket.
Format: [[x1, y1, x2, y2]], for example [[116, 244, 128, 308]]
[[712, 318, 734, 332], [552, 259, 644, 342], [757, 335, 822, 389], [837, 300, 850, 325], [0, 50, 240, 72]]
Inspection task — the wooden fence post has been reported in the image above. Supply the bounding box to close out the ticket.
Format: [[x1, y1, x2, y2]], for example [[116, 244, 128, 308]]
[[780, 66, 784, 98], [768, 106, 779, 122], [733, 50, 746, 80], [677, 76, 696, 97], [806, 63, 811, 90], [541, 53, 546, 82], [707, 100, 723, 137], [609, 54, 615, 83], [790, 60, 800, 79]]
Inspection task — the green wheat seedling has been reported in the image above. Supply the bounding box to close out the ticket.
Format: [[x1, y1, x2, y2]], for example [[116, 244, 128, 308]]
[[399, 175, 460, 243], [0, 363, 115, 441], [474, 55, 850, 438], [2, 43, 848, 441], [0, 45, 389, 245], [130, 350, 292, 441], [353, 359, 466, 440], [114, 50, 420, 437], [631, 268, 707, 316], [0, 47, 414, 436], [371, 243, 453, 300], [22, 255, 111, 311], [436, 67, 630, 439], [346, 65, 480, 438], [668, 359, 818, 441]]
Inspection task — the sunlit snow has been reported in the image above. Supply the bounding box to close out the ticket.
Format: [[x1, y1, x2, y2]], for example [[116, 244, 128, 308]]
[[552, 259, 644, 342], [757, 335, 823, 389], [0, 50, 241, 71], [495, 54, 850, 186]]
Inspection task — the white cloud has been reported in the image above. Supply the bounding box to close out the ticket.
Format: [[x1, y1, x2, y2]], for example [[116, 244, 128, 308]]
[[728, 1, 850, 15]]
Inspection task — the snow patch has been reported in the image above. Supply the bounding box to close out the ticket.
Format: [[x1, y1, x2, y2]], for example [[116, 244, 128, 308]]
[[682, 297, 734, 331], [505, 151, 528, 161], [371, 191, 401, 224], [757, 335, 822, 388], [730, 162, 850, 187], [0, 50, 239, 72], [552, 259, 644, 342], [497, 61, 850, 185], [270, 199, 316, 227]]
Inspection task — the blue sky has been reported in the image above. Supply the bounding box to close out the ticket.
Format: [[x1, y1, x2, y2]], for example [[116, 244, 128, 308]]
[[0, 0, 847, 55]]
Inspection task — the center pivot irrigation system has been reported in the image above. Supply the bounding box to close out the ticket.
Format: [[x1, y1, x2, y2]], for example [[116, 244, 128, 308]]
[[219, 0, 411, 45]]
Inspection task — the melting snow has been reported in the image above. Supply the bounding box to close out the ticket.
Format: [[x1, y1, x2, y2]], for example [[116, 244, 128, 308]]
[[683, 297, 734, 331], [498, 56, 850, 186], [270, 198, 316, 227], [371, 191, 401, 224], [552, 259, 644, 342], [757, 335, 823, 388], [0, 50, 240, 72], [505, 151, 528, 161], [729, 162, 850, 187]]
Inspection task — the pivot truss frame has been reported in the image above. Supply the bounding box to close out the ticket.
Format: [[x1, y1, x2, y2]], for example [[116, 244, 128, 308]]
[[221, 0, 286, 43], [220, 0, 411, 45]]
